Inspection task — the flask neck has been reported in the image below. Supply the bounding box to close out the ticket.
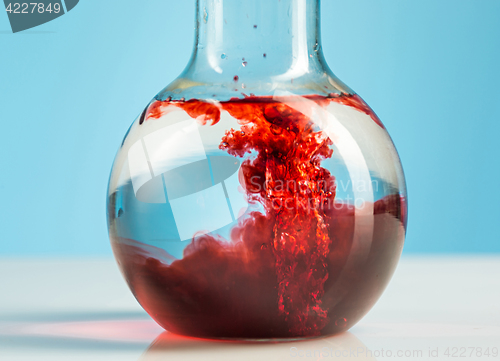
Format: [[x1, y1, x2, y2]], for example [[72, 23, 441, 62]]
[[187, 0, 326, 83], [159, 0, 351, 101]]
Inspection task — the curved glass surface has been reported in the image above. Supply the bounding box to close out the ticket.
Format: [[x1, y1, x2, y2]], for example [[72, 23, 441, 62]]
[[107, 0, 407, 339]]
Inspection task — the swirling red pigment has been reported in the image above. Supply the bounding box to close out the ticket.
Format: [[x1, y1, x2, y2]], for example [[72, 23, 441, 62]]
[[112, 94, 405, 339]]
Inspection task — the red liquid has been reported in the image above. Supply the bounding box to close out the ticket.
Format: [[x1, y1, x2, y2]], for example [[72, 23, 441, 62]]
[[112, 94, 405, 339]]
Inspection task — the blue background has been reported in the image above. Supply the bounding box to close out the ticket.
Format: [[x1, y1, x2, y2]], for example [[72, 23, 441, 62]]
[[1, 0, 499, 256]]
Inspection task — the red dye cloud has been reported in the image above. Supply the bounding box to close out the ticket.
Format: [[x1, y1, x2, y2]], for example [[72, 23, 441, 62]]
[[112, 94, 405, 339]]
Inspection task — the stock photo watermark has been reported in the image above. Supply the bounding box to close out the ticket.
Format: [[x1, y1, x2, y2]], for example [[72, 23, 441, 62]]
[[290, 346, 499, 359], [248, 177, 380, 212]]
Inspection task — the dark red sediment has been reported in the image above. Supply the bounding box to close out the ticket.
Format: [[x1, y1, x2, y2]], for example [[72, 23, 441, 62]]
[[113, 94, 405, 339]]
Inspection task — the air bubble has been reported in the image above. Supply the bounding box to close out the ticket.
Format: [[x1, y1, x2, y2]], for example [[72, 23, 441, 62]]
[[335, 317, 347, 328]]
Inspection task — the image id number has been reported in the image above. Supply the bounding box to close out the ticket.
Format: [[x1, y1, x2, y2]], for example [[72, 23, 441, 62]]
[[5, 3, 62, 14]]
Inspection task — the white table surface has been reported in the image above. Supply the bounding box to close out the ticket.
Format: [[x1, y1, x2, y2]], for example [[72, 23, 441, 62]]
[[0, 256, 498, 360]]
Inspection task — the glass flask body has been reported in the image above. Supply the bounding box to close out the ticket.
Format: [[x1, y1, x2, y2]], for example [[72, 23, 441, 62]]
[[107, 0, 407, 340]]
